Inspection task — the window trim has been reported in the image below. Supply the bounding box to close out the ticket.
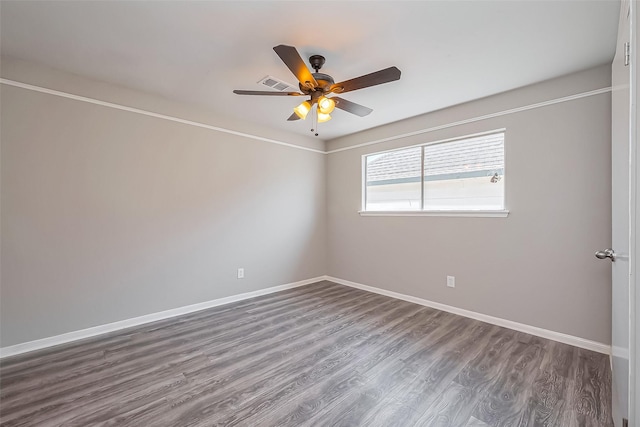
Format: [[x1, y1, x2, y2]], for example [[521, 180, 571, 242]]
[[361, 129, 508, 217], [358, 210, 509, 218]]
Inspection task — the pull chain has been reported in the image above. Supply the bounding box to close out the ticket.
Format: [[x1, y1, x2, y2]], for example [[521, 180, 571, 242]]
[[310, 104, 319, 137]]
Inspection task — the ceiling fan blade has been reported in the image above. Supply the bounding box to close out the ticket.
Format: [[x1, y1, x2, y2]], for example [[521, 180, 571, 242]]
[[332, 97, 373, 117], [233, 90, 305, 96], [330, 66, 401, 94], [287, 112, 300, 121], [273, 45, 318, 89]]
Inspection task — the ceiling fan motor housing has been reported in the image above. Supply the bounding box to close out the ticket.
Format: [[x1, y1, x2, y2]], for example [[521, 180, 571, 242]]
[[300, 72, 335, 96], [297, 55, 337, 96]]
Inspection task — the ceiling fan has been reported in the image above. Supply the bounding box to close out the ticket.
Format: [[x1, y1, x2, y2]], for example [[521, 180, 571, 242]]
[[233, 45, 401, 135]]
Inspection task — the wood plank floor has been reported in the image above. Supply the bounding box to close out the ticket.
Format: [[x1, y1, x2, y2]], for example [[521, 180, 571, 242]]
[[0, 281, 614, 427]]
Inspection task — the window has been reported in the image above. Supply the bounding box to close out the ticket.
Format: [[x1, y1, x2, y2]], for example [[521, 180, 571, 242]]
[[363, 132, 505, 214]]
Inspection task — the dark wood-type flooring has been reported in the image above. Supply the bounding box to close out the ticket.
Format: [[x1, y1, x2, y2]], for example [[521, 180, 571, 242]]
[[0, 281, 613, 426]]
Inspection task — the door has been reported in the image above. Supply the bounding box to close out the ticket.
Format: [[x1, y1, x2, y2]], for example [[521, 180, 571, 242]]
[[608, 1, 633, 425]]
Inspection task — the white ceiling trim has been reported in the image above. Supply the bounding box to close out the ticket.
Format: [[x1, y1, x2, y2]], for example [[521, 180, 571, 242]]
[[326, 87, 612, 154], [0, 78, 325, 155], [1, 78, 612, 157]]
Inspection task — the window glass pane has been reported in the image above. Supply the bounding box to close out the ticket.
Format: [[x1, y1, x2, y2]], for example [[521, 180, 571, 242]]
[[423, 133, 504, 210], [366, 146, 422, 211]]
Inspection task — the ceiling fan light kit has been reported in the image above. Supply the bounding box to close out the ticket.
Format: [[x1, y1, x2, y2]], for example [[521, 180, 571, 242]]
[[293, 101, 312, 120], [317, 112, 332, 123], [233, 45, 401, 136], [318, 96, 336, 114]]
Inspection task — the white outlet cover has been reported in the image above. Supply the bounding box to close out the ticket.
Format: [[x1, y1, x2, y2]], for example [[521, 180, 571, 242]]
[[237, 268, 244, 279], [447, 276, 455, 287]]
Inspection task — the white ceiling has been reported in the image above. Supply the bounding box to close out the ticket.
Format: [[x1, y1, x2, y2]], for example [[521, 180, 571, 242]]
[[0, 1, 620, 141]]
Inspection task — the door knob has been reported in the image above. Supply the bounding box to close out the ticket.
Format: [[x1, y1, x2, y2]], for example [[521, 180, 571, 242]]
[[595, 248, 616, 261]]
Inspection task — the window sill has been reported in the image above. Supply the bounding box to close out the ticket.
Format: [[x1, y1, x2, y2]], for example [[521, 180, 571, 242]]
[[358, 210, 510, 218]]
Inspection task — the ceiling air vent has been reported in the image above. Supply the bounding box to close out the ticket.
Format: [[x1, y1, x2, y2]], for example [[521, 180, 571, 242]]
[[258, 75, 298, 92]]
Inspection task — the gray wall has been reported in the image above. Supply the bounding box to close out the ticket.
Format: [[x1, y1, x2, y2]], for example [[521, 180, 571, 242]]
[[1, 58, 613, 348], [1, 58, 326, 347], [326, 65, 612, 344]]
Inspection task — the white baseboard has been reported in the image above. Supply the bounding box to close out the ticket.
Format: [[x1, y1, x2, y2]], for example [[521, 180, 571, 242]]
[[1, 275, 611, 359], [325, 276, 611, 355], [0, 276, 325, 359]]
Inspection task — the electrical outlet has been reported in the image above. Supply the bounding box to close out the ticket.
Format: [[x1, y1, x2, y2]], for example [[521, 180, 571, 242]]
[[447, 276, 455, 288], [237, 268, 244, 279]]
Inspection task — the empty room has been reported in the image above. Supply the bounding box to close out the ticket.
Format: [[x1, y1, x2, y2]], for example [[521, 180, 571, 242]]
[[0, 1, 637, 426]]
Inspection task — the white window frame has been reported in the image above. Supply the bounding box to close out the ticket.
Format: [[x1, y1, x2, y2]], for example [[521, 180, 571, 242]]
[[360, 129, 509, 218]]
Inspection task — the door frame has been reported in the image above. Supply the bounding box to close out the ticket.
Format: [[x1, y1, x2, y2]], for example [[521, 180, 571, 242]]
[[632, 0, 638, 421]]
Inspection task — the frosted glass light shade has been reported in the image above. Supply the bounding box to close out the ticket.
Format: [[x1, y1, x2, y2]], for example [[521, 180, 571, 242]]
[[318, 112, 332, 123], [293, 101, 311, 119], [318, 97, 336, 114]]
